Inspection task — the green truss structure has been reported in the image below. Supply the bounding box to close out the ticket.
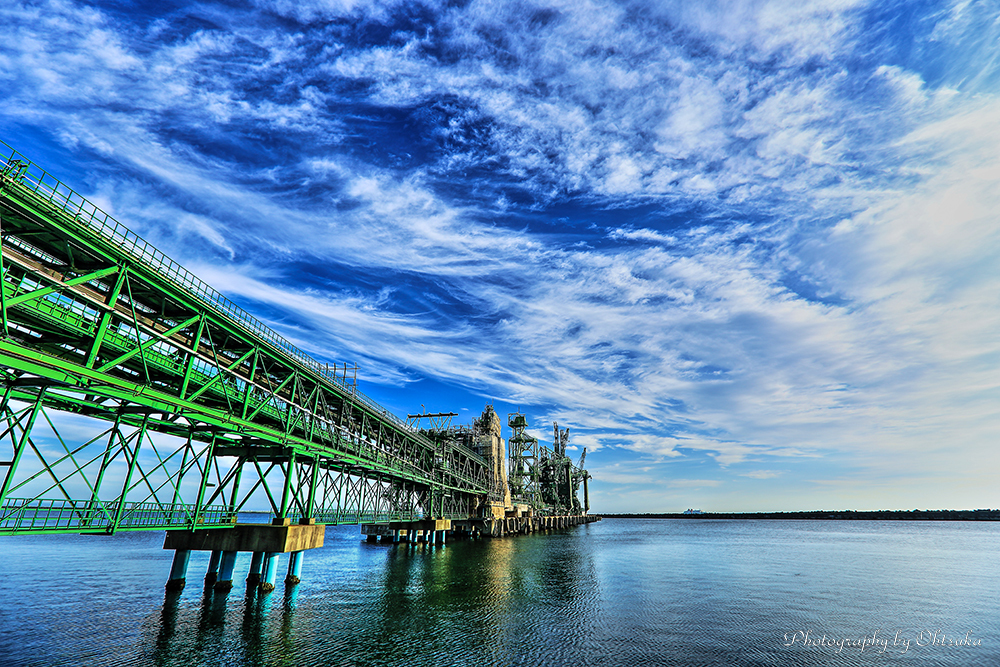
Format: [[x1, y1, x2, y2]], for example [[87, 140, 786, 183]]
[[0, 139, 490, 536]]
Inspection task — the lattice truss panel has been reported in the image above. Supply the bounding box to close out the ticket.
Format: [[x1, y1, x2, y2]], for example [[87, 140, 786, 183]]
[[0, 141, 491, 534], [0, 384, 478, 535], [0, 389, 228, 534]]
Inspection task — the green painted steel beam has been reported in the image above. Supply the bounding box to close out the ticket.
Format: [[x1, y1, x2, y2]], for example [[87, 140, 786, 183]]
[[4, 265, 119, 308], [96, 313, 200, 372], [85, 269, 127, 368], [0, 341, 481, 493], [1, 140, 496, 536]]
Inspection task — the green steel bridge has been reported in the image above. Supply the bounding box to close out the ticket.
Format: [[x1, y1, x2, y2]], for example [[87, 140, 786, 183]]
[[0, 139, 493, 538]]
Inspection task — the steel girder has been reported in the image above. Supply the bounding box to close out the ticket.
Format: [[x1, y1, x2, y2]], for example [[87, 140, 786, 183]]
[[0, 141, 489, 534]]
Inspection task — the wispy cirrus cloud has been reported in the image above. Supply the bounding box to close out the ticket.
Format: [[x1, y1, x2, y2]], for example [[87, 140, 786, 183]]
[[2, 0, 1000, 511]]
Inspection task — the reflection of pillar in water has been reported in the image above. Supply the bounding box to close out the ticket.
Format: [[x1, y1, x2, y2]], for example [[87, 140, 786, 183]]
[[283, 580, 300, 610], [240, 590, 266, 663], [156, 582, 182, 655]]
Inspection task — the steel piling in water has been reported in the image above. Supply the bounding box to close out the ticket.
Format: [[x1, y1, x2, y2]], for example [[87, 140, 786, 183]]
[[205, 550, 222, 587], [285, 551, 303, 586], [213, 550, 238, 592], [165, 549, 190, 591], [260, 552, 279, 593], [360, 513, 601, 546], [247, 551, 264, 586]]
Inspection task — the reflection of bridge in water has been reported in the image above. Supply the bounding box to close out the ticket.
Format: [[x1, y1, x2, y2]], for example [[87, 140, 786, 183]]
[[148, 522, 602, 665], [0, 140, 598, 593]]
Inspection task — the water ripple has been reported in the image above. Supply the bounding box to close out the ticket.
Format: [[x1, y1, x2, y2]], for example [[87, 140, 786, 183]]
[[1, 520, 998, 666]]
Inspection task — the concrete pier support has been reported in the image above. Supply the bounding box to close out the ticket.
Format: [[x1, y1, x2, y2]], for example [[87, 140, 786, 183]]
[[165, 522, 326, 555], [358, 515, 600, 545], [205, 550, 222, 587], [261, 552, 279, 593], [286, 551, 303, 586], [247, 551, 264, 586], [162, 522, 325, 593], [165, 549, 191, 591], [361, 519, 451, 546], [214, 550, 238, 592]]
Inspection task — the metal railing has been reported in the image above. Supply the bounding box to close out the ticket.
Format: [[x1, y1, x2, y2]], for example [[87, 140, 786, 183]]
[[0, 140, 409, 430], [0, 498, 232, 534]]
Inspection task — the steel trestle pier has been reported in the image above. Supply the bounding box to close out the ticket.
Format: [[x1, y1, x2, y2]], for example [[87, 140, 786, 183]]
[[0, 139, 598, 592]]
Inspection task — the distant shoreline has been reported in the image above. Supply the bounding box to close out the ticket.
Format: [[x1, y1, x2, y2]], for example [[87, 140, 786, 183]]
[[600, 509, 1000, 521]]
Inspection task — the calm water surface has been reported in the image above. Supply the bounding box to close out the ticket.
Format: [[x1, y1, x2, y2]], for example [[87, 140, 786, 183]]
[[1, 519, 997, 666]]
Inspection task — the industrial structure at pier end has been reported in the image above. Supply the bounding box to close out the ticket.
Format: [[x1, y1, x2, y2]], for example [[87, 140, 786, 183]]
[[0, 139, 598, 593]]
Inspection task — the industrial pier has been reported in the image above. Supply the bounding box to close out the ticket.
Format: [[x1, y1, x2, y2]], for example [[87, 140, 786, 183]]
[[163, 406, 599, 593], [0, 140, 597, 595]]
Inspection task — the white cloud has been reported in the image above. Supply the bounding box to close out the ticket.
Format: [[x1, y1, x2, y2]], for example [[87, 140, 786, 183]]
[[667, 479, 723, 489], [650, 0, 868, 62], [4, 0, 1000, 511], [740, 470, 783, 480]]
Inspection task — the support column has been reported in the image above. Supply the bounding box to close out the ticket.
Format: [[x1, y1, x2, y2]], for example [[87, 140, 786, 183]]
[[213, 550, 238, 592], [165, 549, 191, 591], [205, 550, 222, 587], [260, 552, 279, 593], [439, 530, 447, 544], [286, 551, 303, 586], [392, 529, 400, 543], [247, 551, 264, 586]]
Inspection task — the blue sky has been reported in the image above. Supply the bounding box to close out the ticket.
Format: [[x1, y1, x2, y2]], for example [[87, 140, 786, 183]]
[[3, 0, 1000, 512]]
